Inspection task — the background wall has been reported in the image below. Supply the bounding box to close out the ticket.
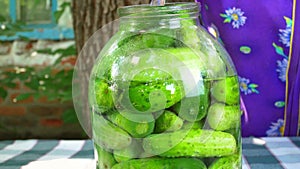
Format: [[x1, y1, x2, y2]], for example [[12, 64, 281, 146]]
[[0, 0, 85, 140]]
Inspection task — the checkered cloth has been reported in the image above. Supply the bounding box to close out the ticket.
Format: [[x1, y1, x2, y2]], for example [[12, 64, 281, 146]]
[[242, 137, 300, 169], [0, 137, 299, 169]]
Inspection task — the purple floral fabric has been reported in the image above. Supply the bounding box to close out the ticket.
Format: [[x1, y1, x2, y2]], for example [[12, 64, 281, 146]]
[[284, 1, 300, 136], [198, 0, 300, 137]]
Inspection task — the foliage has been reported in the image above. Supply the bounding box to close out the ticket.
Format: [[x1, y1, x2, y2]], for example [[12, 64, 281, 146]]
[[0, 21, 33, 37], [0, 0, 78, 124], [0, 45, 78, 124], [54, 2, 72, 23]]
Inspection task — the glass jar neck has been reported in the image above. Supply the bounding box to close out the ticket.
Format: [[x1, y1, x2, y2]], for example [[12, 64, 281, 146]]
[[118, 3, 200, 32]]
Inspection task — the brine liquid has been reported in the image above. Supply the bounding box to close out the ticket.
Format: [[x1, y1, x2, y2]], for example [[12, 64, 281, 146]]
[[91, 75, 242, 169]]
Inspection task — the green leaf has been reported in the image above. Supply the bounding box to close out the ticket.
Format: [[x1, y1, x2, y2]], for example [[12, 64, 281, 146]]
[[33, 93, 41, 100], [251, 88, 259, 94], [36, 48, 54, 55], [59, 91, 72, 102], [54, 56, 64, 65], [54, 45, 76, 57], [37, 67, 52, 77], [18, 73, 30, 81], [46, 92, 59, 101], [223, 18, 231, 23], [24, 77, 40, 90], [272, 43, 288, 58], [3, 82, 17, 88], [62, 109, 78, 124], [18, 36, 31, 42], [284, 16, 292, 27], [0, 87, 8, 99], [33, 0, 41, 7], [60, 2, 71, 8], [220, 13, 228, 18], [205, 4, 209, 10], [0, 15, 6, 22], [248, 83, 258, 88], [54, 10, 64, 23], [240, 46, 252, 54], [274, 101, 285, 108], [16, 93, 32, 101], [54, 1, 72, 23], [54, 70, 66, 78]]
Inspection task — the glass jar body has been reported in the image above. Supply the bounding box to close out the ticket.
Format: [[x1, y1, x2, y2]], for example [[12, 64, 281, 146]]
[[89, 3, 241, 169]]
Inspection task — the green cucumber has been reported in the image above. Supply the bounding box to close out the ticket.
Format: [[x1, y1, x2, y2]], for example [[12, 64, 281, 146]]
[[123, 79, 184, 113], [107, 111, 155, 138], [181, 120, 205, 130], [113, 47, 210, 113], [172, 80, 210, 122], [112, 157, 207, 169], [209, 154, 241, 169], [90, 31, 177, 82], [154, 110, 183, 133], [93, 114, 131, 150], [207, 103, 241, 131], [180, 16, 199, 47], [143, 129, 237, 157], [180, 17, 226, 78], [211, 76, 240, 105], [141, 32, 177, 48], [95, 143, 117, 169], [90, 79, 114, 113], [113, 139, 143, 163]]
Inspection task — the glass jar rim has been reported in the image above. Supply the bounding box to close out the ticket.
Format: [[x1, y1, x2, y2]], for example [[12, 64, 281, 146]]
[[118, 2, 199, 19]]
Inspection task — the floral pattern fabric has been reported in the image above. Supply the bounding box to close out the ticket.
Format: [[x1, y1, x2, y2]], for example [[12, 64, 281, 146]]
[[198, 0, 298, 137], [220, 7, 247, 29]]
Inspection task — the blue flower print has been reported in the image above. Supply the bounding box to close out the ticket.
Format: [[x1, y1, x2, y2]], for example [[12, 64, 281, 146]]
[[276, 58, 288, 82], [279, 27, 292, 47], [238, 76, 259, 95], [266, 119, 284, 137], [279, 16, 292, 48], [220, 7, 247, 29]]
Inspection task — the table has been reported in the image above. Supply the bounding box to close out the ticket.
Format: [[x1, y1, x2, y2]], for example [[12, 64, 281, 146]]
[[0, 137, 299, 169]]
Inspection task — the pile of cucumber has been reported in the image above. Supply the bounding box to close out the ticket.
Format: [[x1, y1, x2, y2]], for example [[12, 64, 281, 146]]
[[89, 20, 241, 169]]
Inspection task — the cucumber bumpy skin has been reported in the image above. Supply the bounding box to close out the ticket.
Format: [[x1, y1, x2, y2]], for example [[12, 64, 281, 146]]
[[154, 110, 183, 133], [115, 47, 208, 113], [143, 129, 237, 157], [172, 96, 205, 122], [90, 31, 179, 83], [207, 103, 241, 131], [172, 80, 210, 122], [93, 114, 132, 150], [90, 80, 114, 114], [111, 157, 207, 169], [95, 143, 117, 169], [127, 80, 184, 113], [209, 154, 241, 169], [210, 76, 240, 105], [107, 111, 155, 138]]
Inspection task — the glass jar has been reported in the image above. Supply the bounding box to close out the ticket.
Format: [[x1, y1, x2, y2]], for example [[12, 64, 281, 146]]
[[89, 3, 241, 169]]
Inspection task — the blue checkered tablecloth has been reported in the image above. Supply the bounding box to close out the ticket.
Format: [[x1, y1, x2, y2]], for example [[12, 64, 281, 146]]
[[0, 137, 300, 169]]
